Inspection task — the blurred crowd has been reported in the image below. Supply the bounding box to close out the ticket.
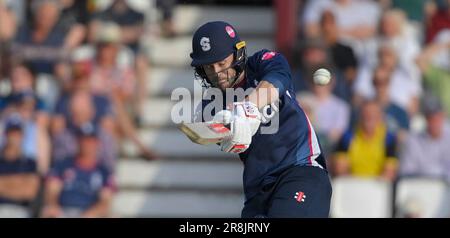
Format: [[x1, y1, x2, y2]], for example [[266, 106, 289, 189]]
[[0, 0, 175, 218], [0, 0, 449, 218], [295, 0, 450, 202]]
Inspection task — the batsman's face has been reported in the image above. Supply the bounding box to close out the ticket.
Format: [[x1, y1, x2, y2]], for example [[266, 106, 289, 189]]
[[203, 53, 236, 90]]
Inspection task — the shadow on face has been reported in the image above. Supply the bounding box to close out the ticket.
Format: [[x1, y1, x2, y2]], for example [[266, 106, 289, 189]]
[[69, 91, 95, 124], [360, 101, 383, 134], [11, 65, 35, 92], [34, 1, 60, 30], [203, 53, 237, 90], [78, 136, 99, 158]]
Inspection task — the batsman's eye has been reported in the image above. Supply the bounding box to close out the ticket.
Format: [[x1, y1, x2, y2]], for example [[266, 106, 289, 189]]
[[203, 65, 214, 71]]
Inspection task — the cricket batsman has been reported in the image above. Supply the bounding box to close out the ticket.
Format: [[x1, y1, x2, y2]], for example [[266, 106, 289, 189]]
[[188, 21, 332, 218]]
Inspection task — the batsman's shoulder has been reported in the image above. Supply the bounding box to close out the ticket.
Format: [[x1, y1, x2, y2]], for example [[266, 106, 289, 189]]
[[249, 49, 286, 62], [248, 49, 289, 73]]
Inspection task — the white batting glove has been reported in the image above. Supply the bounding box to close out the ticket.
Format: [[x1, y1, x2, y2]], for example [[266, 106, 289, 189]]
[[230, 101, 261, 136], [213, 101, 261, 134], [219, 101, 261, 153], [212, 109, 233, 125], [220, 117, 252, 153]]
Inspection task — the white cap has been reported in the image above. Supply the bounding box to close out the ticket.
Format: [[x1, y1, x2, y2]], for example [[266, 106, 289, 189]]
[[95, 22, 122, 44]]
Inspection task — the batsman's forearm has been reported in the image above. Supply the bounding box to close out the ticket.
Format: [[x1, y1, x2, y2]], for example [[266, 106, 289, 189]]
[[247, 81, 279, 109]]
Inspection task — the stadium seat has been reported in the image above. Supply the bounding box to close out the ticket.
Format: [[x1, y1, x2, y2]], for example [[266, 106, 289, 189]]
[[331, 177, 393, 218], [395, 177, 450, 218]]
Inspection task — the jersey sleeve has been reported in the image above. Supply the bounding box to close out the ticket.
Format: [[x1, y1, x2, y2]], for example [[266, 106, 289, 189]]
[[250, 50, 293, 97]]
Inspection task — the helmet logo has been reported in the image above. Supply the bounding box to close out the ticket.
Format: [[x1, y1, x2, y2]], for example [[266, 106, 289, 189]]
[[200, 37, 211, 51], [225, 26, 235, 38]]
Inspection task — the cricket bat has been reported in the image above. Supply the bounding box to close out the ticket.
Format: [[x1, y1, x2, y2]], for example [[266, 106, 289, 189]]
[[178, 122, 231, 145]]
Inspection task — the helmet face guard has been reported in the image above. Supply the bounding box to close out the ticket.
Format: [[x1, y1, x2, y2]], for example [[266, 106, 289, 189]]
[[194, 41, 247, 89]]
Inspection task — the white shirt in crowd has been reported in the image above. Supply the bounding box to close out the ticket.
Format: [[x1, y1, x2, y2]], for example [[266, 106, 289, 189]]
[[302, 0, 380, 31], [302, 0, 382, 65], [399, 125, 450, 183], [314, 94, 350, 135], [354, 65, 422, 110]]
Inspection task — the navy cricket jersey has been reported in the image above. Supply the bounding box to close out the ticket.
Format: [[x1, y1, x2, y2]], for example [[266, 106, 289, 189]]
[[48, 158, 114, 210], [199, 49, 327, 201]]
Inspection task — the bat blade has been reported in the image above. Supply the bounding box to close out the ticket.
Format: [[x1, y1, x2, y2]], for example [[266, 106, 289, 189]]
[[178, 122, 231, 145]]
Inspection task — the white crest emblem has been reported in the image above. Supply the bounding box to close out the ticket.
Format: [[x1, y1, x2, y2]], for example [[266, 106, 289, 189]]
[[200, 37, 211, 51]]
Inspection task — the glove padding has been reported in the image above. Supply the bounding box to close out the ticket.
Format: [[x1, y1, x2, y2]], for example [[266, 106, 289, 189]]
[[232, 101, 261, 136], [212, 109, 233, 125], [215, 101, 261, 153], [220, 117, 252, 153]]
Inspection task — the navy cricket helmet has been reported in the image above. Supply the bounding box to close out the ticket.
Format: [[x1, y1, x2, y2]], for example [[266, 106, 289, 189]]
[[190, 21, 247, 88]]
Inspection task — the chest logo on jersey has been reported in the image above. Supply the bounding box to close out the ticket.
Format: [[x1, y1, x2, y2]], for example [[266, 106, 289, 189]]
[[261, 51, 276, 60]]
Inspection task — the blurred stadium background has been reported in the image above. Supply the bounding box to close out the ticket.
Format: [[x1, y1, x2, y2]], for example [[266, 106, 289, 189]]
[[0, 0, 449, 218]]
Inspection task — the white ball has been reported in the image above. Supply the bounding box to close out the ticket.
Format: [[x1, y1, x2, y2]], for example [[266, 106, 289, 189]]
[[313, 68, 331, 85]]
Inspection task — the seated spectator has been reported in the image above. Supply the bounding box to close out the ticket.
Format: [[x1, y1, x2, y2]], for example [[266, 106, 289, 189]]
[[297, 76, 350, 155], [89, 22, 136, 103], [302, 0, 381, 62], [0, 115, 40, 218], [293, 38, 331, 93], [52, 89, 117, 171], [320, 10, 358, 84], [0, 61, 49, 123], [12, 0, 71, 75], [2, 0, 27, 26], [42, 124, 114, 218], [333, 100, 398, 181], [399, 96, 450, 182], [89, 0, 144, 54], [425, 0, 450, 44], [0, 0, 17, 43], [86, 22, 158, 160], [372, 65, 410, 142], [302, 0, 381, 40], [319, 10, 358, 102], [52, 46, 115, 137], [354, 44, 422, 115], [156, 0, 177, 38], [390, 0, 431, 23], [0, 61, 51, 174], [0, 0, 18, 79], [56, 0, 89, 49], [54, 45, 95, 93], [89, 0, 150, 123], [378, 9, 421, 81], [53, 89, 114, 134], [416, 29, 450, 117], [0, 92, 51, 174]]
